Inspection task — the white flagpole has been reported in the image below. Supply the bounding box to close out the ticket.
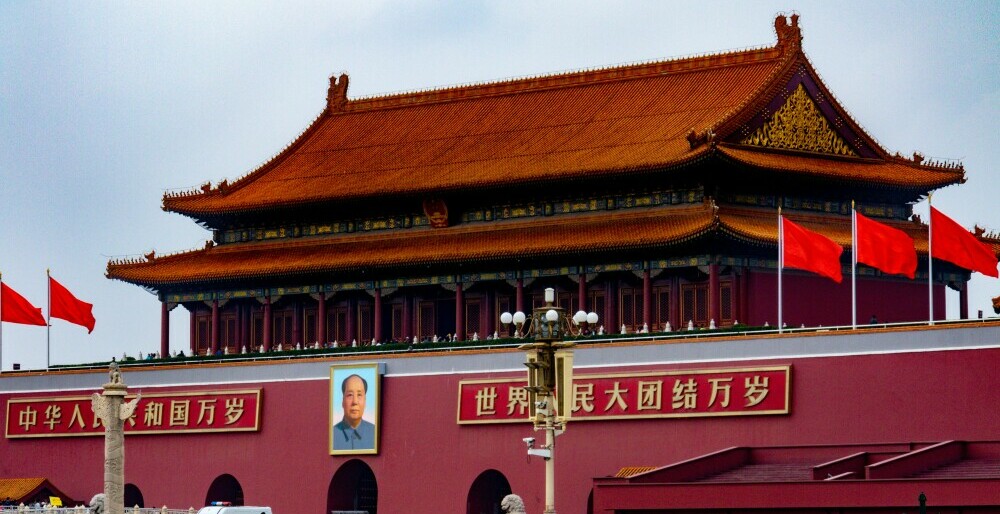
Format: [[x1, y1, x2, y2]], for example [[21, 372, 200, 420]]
[[852, 201, 857, 329], [928, 194, 934, 325], [778, 207, 783, 334], [46, 268, 51, 370]]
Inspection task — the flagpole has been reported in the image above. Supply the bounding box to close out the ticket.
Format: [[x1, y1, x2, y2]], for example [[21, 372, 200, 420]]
[[852, 201, 857, 329], [928, 194, 934, 325], [778, 207, 783, 334], [47, 269, 51, 370]]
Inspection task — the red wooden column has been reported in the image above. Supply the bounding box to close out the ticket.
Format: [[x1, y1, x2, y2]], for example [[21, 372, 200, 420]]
[[211, 300, 220, 355], [484, 289, 495, 337], [516, 277, 525, 314], [263, 296, 272, 352], [243, 303, 252, 349], [189, 308, 196, 355], [731, 269, 741, 325], [578, 273, 587, 313], [373, 288, 383, 343], [292, 299, 302, 347], [402, 292, 412, 342], [605, 281, 617, 333], [642, 269, 652, 329], [455, 282, 465, 341], [234, 303, 242, 351], [709, 263, 720, 326], [317, 294, 327, 345], [739, 267, 749, 324], [670, 276, 681, 329], [960, 281, 969, 320], [160, 301, 170, 358], [346, 297, 357, 344]]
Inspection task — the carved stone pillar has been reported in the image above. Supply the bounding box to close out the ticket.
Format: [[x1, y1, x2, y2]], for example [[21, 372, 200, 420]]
[[91, 363, 140, 514]]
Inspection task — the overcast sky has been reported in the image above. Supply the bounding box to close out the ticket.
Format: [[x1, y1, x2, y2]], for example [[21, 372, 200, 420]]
[[1, 1, 997, 370]]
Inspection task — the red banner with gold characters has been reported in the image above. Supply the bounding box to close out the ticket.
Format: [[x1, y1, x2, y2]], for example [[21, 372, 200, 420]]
[[5, 389, 261, 438], [457, 366, 789, 424]]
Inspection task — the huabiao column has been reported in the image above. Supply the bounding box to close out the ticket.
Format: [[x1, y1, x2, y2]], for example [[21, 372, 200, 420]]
[[91, 362, 141, 514]]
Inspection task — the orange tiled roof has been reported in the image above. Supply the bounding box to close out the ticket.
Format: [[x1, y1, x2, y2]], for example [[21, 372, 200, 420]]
[[108, 204, 718, 288], [160, 15, 959, 218], [0, 477, 68, 503], [614, 466, 659, 478], [107, 203, 938, 289], [720, 207, 930, 252], [0, 478, 45, 501], [717, 145, 964, 189]]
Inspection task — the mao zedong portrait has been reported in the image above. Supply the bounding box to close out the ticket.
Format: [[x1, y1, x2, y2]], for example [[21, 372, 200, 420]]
[[333, 373, 376, 450]]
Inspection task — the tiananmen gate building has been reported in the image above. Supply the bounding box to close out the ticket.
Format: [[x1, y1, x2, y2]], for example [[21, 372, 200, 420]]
[[3, 14, 999, 514]]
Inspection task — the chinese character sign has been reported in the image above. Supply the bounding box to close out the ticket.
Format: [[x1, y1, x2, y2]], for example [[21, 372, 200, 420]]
[[5, 389, 261, 438], [457, 366, 789, 424]]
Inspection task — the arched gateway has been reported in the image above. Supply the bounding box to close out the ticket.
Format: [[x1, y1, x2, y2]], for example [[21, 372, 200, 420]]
[[205, 474, 244, 507], [123, 483, 144, 508], [328, 459, 378, 514], [466, 469, 512, 514]]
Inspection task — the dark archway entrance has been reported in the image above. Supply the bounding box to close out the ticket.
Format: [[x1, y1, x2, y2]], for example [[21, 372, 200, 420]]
[[327, 459, 378, 514], [466, 469, 512, 514], [205, 474, 244, 507], [124, 484, 144, 508]]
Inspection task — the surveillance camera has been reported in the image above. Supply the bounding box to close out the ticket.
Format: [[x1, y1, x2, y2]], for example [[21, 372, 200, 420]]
[[522, 437, 535, 447]]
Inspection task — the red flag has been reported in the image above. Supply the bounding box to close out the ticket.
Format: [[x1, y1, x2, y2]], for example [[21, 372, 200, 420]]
[[931, 207, 999, 278], [855, 211, 917, 278], [782, 217, 844, 282], [49, 276, 96, 333], [1, 282, 46, 326]]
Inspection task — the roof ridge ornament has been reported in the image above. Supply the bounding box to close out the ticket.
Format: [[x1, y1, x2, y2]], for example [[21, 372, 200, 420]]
[[774, 13, 802, 51], [327, 73, 350, 113]]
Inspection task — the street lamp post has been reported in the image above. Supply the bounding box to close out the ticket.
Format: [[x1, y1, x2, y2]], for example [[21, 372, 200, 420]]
[[501, 287, 598, 514]]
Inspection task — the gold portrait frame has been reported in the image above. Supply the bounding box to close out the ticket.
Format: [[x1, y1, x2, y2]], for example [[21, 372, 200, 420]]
[[329, 363, 381, 455]]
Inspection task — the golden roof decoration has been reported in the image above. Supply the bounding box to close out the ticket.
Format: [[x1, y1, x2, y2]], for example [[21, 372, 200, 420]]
[[741, 84, 857, 156]]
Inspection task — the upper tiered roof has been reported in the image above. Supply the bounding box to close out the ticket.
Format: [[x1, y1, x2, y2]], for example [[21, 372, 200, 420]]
[[161, 14, 963, 220]]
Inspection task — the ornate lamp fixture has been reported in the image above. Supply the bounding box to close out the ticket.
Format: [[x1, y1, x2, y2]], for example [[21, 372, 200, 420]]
[[499, 287, 598, 514]]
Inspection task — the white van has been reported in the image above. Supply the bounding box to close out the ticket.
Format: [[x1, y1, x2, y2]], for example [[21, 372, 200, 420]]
[[195, 507, 272, 514]]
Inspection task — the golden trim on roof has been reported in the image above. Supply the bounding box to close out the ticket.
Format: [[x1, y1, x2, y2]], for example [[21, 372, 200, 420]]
[[741, 84, 857, 156]]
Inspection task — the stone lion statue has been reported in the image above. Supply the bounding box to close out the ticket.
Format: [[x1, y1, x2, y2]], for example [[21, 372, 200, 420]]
[[89, 493, 106, 514], [501, 494, 526, 514]]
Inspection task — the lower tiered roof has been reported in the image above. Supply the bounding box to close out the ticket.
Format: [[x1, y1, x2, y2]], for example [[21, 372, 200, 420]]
[[107, 203, 933, 290]]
